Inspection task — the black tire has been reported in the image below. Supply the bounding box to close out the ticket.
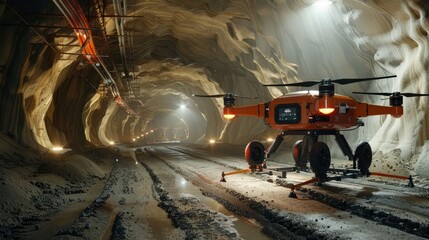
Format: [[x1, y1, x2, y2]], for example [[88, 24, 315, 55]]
[[292, 140, 303, 164], [245, 141, 266, 166], [309, 142, 331, 179], [355, 142, 372, 175]]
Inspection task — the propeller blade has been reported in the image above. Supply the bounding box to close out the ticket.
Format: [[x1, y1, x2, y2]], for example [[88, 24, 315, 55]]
[[401, 93, 429, 97], [192, 93, 257, 99], [353, 91, 429, 97], [264, 75, 397, 87], [192, 94, 227, 98], [263, 81, 320, 87], [333, 75, 397, 85], [235, 95, 258, 99], [352, 92, 392, 96]]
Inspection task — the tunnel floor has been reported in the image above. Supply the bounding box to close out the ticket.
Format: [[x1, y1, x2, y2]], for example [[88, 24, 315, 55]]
[[1, 143, 429, 239]]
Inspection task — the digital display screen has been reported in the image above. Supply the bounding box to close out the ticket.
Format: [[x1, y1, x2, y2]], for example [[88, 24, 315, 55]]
[[275, 104, 301, 124]]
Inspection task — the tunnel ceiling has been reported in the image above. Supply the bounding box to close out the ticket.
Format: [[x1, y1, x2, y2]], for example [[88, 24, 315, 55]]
[[1, 0, 429, 166]]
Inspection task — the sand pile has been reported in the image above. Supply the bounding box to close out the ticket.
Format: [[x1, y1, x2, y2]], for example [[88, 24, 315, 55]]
[[0, 167, 40, 226], [0, 133, 108, 238], [38, 154, 106, 183]]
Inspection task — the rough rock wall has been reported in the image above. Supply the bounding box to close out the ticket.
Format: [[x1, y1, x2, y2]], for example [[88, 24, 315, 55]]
[[338, 1, 429, 161], [0, 5, 106, 151]]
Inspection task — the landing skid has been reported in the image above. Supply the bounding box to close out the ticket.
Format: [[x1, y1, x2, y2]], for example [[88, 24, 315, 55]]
[[227, 129, 413, 198], [220, 166, 414, 198]]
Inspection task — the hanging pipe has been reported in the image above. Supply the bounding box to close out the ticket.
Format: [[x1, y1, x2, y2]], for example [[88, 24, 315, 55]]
[[52, 0, 138, 117]]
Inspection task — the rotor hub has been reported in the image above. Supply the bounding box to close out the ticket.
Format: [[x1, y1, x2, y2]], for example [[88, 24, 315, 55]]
[[319, 79, 334, 96], [224, 93, 236, 107], [389, 92, 403, 106]]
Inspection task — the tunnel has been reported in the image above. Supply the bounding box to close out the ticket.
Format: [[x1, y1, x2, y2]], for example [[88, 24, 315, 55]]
[[1, 0, 429, 239]]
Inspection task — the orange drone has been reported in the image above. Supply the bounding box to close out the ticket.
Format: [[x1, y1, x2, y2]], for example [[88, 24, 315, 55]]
[[194, 75, 428, 182]]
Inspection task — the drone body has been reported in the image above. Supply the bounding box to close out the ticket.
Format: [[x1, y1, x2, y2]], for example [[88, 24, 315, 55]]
[[223, 90, 403, 131], [194, 75, 428, 179]]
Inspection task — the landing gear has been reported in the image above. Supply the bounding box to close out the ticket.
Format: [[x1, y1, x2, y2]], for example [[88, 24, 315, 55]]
[[245, 140, 265, 170], [292, 140, 303, 166], [221, 132, 413, 195], [355, 142, 372, 175], [309, 142, 331, 179], [265, 130, 368, 178]]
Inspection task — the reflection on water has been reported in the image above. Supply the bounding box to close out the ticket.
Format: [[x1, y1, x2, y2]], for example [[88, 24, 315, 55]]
[[146, 199, 179, 239], [174, 175, 270, 240]]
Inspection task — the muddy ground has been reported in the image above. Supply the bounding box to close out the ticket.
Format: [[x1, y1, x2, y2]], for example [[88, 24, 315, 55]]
[[0, 143, 428, 239]]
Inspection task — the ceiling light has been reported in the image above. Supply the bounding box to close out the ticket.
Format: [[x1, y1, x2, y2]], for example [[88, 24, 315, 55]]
[[209, 139, 216, 144], [313, 0, 333, 7]]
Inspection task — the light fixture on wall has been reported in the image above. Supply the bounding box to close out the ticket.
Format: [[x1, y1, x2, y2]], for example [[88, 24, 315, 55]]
[[52, 146, 63, 152]]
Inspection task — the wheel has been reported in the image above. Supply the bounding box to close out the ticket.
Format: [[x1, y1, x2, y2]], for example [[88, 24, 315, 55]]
[[309, 142, 331, 179], [292, 140, 303, 165], [245, 141, 266, 166], [355, 142, 372, 175]]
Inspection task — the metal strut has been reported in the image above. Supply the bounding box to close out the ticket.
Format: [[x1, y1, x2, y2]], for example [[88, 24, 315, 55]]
[[220, 169, 251, 182], [369, 172, 414, 187], [266, 134, 284, 158]]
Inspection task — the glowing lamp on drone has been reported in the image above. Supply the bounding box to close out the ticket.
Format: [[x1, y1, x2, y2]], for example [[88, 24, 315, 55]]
[[223, 107, 236, 120], [223, 114, 235, 120], [316, 95, 335, 115]]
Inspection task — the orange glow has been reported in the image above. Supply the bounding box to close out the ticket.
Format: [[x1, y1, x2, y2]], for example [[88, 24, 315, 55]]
[[223, 114, 235, 120], [223, 107, 236, 120], [316, 95, 335, 115], [319, 108, 335, 114]]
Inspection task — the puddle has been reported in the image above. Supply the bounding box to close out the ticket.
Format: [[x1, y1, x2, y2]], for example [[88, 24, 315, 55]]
[[174, 175, 270, 240], [146, 199, 179, 239], [22, 179, 106, 239]]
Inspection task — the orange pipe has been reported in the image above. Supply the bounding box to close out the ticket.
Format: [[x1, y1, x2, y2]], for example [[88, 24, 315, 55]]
[[370, 172, 410, 180], [289, 177, 320, 190], [55, 0, 138, 117], [222, 169, 251, 176]]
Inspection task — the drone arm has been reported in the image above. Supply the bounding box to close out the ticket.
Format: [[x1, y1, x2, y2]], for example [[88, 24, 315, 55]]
[[356, 103, 403, 118], [223, 104, 266, 118]]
